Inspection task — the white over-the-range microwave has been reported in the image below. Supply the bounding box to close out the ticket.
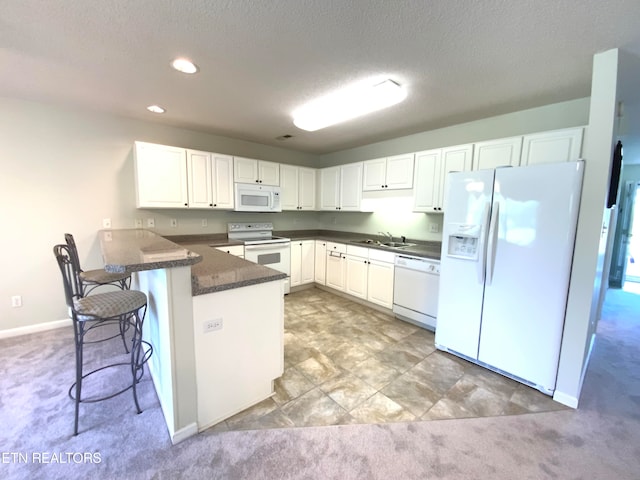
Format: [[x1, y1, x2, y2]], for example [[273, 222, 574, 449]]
[[234, 183, 282, 212]]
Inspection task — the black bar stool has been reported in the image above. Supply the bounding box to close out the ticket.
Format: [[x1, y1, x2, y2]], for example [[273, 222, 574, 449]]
[[53, 243, 153, 436], [64, 233, 131, 295]]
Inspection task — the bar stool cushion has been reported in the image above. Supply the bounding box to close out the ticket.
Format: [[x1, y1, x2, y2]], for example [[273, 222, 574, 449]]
[[74, 290, 147, 320], [80, 269, 130, 285]]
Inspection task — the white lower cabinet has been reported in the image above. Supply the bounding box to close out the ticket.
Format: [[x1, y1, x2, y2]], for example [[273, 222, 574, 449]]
[[367, 249, 395, 309], [325, 242, 347, 291], [322, 243, 395, 310], [314, 240, 327, 285], [345, 245, 369, 300], [291, 240, 315, 287]]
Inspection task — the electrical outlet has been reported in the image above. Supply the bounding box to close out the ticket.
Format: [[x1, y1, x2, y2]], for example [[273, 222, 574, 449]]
[[201, 219, 208, 227], [203, 318, 223, 333], [135, 218, 143, 228], [102, 218, 112, 228], [11, 295, 22, 308], [429, 223, 439, 233], [147, 218, 155, 228], [170, 218, 178, 228]]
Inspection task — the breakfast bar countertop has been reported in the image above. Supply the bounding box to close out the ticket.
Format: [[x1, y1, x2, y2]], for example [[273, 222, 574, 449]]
[[99, 229, 286, 296], [99, 229, 202, 274]]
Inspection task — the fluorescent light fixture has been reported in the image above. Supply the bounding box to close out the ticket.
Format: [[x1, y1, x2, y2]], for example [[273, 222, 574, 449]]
[[171, 58, 199, 74], [293, 78, 406, 132], [147, 105, 166, 114]]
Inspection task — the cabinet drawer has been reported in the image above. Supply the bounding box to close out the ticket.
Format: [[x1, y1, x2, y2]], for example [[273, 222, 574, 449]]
[[326, 242, 346, 254], [215, 245, 245, 257], [346, 245, 368, 258], [368, 248, 395, 263]]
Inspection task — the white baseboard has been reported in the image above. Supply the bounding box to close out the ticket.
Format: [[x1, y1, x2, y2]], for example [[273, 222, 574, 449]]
[[171, 423, 199, 445], [0, 318, 72, 339], [552, 390, 579, 409]]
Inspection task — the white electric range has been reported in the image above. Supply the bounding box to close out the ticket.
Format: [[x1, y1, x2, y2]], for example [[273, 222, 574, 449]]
[[227, 222, 291, 294]]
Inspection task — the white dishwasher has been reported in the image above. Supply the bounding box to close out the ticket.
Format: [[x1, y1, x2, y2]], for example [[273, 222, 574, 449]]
[[393, 254, 440, 331]]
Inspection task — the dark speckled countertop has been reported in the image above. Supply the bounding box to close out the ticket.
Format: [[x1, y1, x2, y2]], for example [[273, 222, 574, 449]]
[[277, 229, 442, 260], [100, 229, 286, 296], [180, 243, 286, 295], [99, 229, 202, 274]]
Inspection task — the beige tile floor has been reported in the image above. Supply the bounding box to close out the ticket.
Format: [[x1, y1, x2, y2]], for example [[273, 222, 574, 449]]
[[210, 287, 566, 432]]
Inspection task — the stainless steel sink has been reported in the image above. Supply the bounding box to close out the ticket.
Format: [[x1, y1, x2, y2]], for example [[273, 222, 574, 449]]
[[350, 239, 380, 245], [380, 241, 416, 248], [350, 239, 416, 249]]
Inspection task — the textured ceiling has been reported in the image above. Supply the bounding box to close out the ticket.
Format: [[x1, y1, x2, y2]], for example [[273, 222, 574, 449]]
[[2, 0, 640, 154]]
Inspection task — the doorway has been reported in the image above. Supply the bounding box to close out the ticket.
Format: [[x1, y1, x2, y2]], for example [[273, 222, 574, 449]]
[[621, 182, 640, 292]]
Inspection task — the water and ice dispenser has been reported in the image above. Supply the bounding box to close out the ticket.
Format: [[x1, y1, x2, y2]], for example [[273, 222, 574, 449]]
[[447, 224, 481, 260]]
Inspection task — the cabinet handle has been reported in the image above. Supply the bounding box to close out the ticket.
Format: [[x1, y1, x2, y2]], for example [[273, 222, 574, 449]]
[[184, 203, 188, 206], [255, 179, 259, 183], [213, 204, 217, 207], [209, 203, 213, 206]]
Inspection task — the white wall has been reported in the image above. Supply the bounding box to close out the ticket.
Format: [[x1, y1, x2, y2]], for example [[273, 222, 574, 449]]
[[554, 48, 640, 407]]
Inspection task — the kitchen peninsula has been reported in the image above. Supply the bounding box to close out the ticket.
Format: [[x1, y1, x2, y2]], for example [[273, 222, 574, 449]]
[[99, 229, 286, 444]]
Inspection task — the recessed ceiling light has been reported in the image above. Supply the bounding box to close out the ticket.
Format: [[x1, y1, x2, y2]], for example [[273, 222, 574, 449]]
[[147, 105, 166, 114], [171, 58, 199, 74], [292, 78, 407, 132]]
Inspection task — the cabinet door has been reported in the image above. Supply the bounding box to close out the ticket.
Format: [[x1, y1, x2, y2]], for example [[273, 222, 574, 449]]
[[362, 158, 387, 191], [346, 254, 368, 300], [521, 127, 584, 166], [412, 149, 442, 212], [135, 142, 188, 208], [298, 167, 316, 210], [325, 252, 346, 291], [300, 240, 315, 284], [258, 160, 280, 186], [314, 241, 327, 285], [187, 150, 213, 209], [319, 166, 341, 210], [280, 164, 299, 211], [212, 154, 234, 209], [440, 144, 473, 209], [340, 162, 363, 211], [385, 153, 415, 189], [234, 156, 259, 183], [290, 242, 302, 287], [367, 260, 394, 309], [472, 137, 522, 171]]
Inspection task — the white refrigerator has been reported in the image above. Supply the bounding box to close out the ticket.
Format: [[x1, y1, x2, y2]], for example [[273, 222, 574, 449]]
[[435, 161, 584, 395]]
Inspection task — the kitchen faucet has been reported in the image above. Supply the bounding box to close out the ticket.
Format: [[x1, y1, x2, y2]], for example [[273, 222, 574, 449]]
[[378, 231, 394, 242]]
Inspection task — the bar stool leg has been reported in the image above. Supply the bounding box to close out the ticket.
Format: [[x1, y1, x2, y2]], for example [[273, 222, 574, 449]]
[[73, 322, 85, 436]]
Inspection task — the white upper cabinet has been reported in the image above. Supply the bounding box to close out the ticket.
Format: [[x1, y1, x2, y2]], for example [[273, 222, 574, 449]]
[[362, 154, 414, 191], [340, 163, 363, 210], [412, 149, 442, 212], [319, 163, 363, 211], [413, 144, 473, 212], [472, 136, 523, 171], [187, 150, 234, 209], [233, 156, 280, 185], [521, 127, 584, 166], [135, 142, 189, 208], [281, 164, 316, 211]]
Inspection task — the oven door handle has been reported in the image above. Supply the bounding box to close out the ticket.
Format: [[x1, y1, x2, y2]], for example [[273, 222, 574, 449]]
[[245, 243, 289, 251]]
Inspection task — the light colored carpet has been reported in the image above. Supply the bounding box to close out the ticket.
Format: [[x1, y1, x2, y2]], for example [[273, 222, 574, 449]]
[[1, 288, 639, 479]]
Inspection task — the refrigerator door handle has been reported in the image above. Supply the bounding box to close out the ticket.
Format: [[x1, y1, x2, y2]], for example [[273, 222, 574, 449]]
[[477, 201, 491, 284], [486, 201, 500, 285]]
